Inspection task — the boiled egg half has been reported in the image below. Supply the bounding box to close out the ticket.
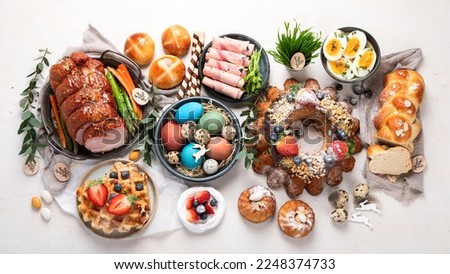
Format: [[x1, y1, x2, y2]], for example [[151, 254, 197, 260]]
[[323, 30, 347, 61], [327, 57, 354, 81], [343, 30, 367, 59], [352, 47, 377, 77]]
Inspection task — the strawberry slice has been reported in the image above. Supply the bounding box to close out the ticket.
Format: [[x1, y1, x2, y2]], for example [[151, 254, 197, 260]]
[[194, 190, 211, 204], [276, 136, 299, 157], [186, 208, 199, 223], [107, 194, 136, 216], [205, 204, 215, 215], [327, 140, 349, 161], [185, 195, 195, 210], [87, 179, 108, 207]]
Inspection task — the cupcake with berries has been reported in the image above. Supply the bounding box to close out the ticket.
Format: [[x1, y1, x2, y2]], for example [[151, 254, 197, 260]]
[[176, 187, 226, 233]]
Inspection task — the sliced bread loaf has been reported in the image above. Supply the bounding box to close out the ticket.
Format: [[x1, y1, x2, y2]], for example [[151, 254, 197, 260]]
[[367, 144, 412, 175]]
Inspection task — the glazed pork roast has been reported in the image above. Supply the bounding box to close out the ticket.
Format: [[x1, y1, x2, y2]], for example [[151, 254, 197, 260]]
[[49, 51, 128, 153]]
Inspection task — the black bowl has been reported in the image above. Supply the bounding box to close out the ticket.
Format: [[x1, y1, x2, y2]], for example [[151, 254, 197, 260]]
[[40, 50, 154, 160], [320, 27, 381, 83], [154, 96, 242, 183], [198, 33, 270, 104]]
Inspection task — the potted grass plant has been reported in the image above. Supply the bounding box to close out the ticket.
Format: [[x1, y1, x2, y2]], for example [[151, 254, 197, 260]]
[[268, 20, 322, 76]]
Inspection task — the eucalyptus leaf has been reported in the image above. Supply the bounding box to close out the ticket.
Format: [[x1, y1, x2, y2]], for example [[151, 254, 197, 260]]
[[236, 147, 247, 159]]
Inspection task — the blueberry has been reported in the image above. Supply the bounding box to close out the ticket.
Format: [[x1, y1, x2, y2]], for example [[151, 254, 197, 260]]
[[199, 213, 208, 220], [209, 198, 218, 207], [293, 156, 302, 165], [196, 204, 206, 214], [120, 170, 130, 179], [352, 85, 364, 95], [193, 200, 199, 208], [294, 129, 303, 138], [324, 155, 334, 166], [287, 93, 295, 102], [305, 158, 313, 166], [136, 182, 144, 191], [114, 183, 122, 192], [349, 97, 358, 106], [109, 172, 118, 179], [364, 89, 373, 98], [335, 83, 343, 91], [316, 91, 325, 100], [270, 132, 278, 141], [336, 129, 348, 140], [274, 125, 283, 134]]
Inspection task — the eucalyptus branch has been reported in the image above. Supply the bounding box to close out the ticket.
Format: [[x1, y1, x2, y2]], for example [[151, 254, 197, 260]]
[[141, 86, 161, 166], [18, 48, 51, 165], [237, 93, 265, 169]]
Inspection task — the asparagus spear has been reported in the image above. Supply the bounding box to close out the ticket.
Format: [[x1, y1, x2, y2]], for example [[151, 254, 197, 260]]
[[105, 70, 136, 136]]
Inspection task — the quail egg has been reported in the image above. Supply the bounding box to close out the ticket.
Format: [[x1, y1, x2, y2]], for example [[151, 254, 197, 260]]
[[181, 121, 197, 141], [335, 189, 349, 208], [343, 30, 367, 59], [166, 151, 181, 165], [353, 183, 369, 199], [323, 30, 347, 61], [203, 159, 219, 175], [331, 208, 348, 222], [194, 129, 210, 145], [221, 125, 237, 141]]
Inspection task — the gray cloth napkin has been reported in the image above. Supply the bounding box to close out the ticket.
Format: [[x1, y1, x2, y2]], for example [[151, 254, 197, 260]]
[[359, 48, 424, 203], [37, 24, 188, 238]]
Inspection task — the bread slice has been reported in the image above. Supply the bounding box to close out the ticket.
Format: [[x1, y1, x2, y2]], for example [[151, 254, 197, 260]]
[[367, 144, 412, 175]]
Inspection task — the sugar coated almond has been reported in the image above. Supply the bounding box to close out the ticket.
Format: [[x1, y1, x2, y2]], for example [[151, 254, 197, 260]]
[[41, 190, 53, 204]]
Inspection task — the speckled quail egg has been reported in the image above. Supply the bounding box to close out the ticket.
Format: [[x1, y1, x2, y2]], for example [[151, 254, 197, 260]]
[[353, 183, 369, 199], [221, 125, 237, 141], [203, 158, 219, 175], [166, 151, 180, 165], [181, 121, 197, 141], [331, 208, 348, 222], [335, 189, 349, 208], [194, 129, 210, 145]]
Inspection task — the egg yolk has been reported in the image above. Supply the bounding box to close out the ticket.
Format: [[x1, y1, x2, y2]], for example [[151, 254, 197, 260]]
[[344, 37, 361, 58], [357, 49, 374, 69], [325, 38, 342, 57], [330, 58, 349, 75]]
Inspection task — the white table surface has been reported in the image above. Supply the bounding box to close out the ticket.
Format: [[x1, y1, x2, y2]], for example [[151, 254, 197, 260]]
[[1, 0, 449, 254]]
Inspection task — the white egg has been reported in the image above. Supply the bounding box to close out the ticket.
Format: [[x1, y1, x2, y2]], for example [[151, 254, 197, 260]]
[[322, 30, 347, 61], [327, 57, 354, 81], [343, 30, 367, 59], [352, 47, 377, 77]]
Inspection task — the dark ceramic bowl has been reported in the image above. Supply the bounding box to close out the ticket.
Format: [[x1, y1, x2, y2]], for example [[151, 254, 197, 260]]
[[40, 50, 154, 160], [154, 96, 242, 183], [198, 33, 270, 104], [320, 27, 381, 83]]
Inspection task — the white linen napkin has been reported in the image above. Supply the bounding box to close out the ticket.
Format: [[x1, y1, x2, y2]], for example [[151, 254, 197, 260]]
[[359, 48, 425, 203]]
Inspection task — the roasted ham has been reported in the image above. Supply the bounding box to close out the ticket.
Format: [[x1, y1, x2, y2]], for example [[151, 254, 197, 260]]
[[49, 51, 128, 153]]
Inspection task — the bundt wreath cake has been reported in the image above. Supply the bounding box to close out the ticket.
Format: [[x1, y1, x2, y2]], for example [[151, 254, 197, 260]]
[[245, 78, 363, 198]]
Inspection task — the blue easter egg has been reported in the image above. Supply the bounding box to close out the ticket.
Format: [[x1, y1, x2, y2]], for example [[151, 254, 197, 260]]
[[180, 143, 205, 169], [175, 102, 204, 124]]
